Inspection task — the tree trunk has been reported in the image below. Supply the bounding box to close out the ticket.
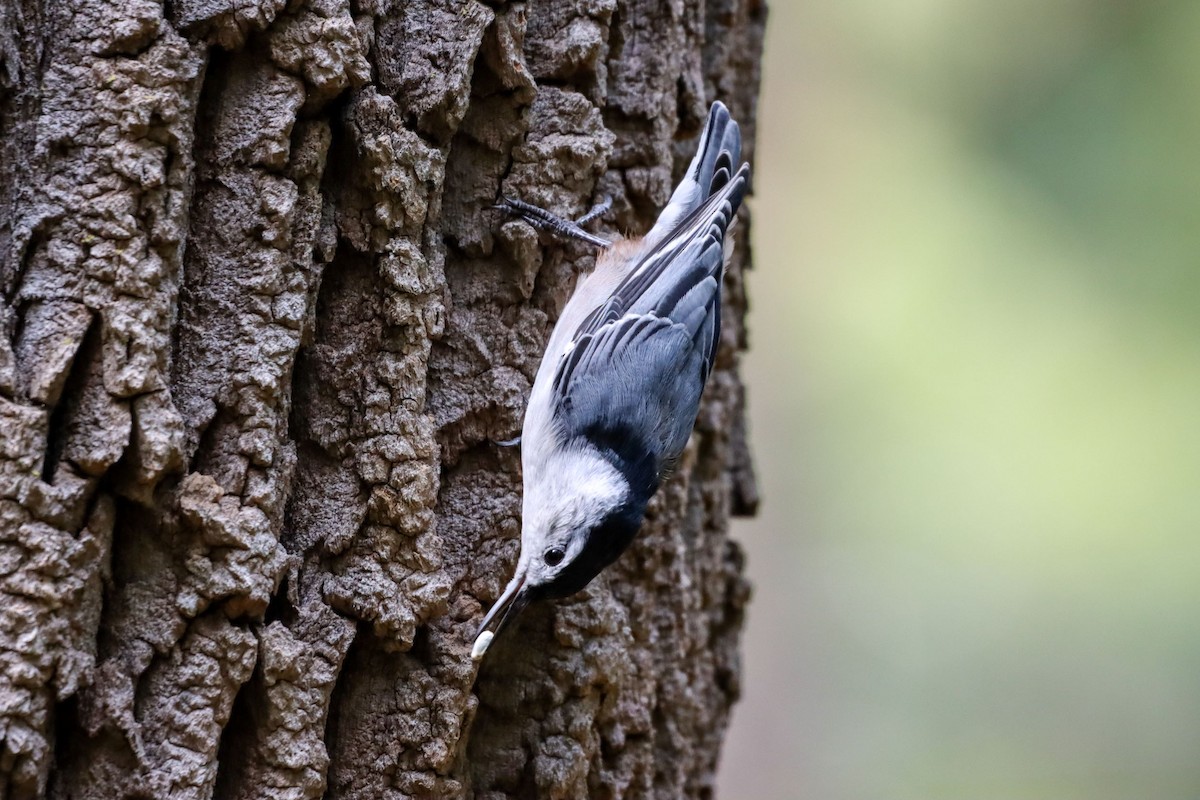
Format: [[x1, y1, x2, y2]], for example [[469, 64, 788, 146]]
[[0, 0, 763, 797]]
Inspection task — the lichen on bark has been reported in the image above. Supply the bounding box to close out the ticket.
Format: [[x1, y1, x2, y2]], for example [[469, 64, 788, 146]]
[[0, 0, 765, 797]]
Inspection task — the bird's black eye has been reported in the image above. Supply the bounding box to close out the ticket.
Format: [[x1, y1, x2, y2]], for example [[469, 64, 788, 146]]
[[544, 547, 565, 567]]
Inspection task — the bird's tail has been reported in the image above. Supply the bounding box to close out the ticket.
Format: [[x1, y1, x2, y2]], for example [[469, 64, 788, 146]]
[[644, 102, 743, 246]]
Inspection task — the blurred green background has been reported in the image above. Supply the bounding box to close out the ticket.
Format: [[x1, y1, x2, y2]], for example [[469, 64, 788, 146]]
[[719, 0, 1200, 797]]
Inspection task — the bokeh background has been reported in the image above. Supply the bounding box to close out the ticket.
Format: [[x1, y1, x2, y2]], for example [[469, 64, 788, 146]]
[[718, 0, 1200, 797]]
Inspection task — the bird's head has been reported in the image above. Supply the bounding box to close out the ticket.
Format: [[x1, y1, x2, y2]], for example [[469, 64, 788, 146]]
[[472, 444, 652, 659]]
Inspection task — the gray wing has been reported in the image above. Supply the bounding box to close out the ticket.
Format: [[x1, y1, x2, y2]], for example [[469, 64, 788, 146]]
[[551, 167, 749, 479], [570, 164, 749, 378]]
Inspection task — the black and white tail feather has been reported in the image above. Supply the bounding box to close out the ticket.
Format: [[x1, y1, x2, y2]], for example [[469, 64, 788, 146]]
[[644, 101, 744, 248], [474, 102, 749, 661]]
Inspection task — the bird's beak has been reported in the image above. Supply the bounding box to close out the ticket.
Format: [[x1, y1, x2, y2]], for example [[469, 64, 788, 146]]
[[472, 571, 531, 661]]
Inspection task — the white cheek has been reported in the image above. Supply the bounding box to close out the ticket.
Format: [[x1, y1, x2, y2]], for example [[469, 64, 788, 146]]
[[566, 538, 585, 563], [529, 561, 552, 584]]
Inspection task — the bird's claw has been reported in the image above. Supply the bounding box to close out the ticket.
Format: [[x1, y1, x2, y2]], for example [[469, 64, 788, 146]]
[[493, 194, 612, 249]]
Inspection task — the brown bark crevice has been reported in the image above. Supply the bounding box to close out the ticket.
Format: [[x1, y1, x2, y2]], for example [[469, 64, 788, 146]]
[[0, 0, 764, 797]]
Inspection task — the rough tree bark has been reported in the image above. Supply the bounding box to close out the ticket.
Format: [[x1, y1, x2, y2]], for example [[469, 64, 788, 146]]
[[0, 0, 764, 797]]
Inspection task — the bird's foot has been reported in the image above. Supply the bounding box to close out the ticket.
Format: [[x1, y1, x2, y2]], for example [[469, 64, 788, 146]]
[[494, 195, 612, 249]]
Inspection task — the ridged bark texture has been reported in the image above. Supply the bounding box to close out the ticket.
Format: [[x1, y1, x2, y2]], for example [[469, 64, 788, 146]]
[[0, 0, 764, 797]]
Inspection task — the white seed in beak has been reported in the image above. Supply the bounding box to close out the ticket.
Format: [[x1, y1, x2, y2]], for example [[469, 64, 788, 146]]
[[471, 630, 494, 661]]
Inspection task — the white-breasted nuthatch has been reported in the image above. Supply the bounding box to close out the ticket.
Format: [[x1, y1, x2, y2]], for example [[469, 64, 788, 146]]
[[473, 102, 750, 660]]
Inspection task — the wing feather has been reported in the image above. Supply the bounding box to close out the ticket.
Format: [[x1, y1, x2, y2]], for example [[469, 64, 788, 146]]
[[549, 165, 748, 473]]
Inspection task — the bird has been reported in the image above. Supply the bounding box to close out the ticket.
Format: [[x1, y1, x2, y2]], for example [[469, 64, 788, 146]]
[[473, 101, 750, 661]]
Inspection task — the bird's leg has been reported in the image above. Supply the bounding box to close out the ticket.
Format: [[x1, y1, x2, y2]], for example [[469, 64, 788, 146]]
[[494, 195, 612, 249]]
